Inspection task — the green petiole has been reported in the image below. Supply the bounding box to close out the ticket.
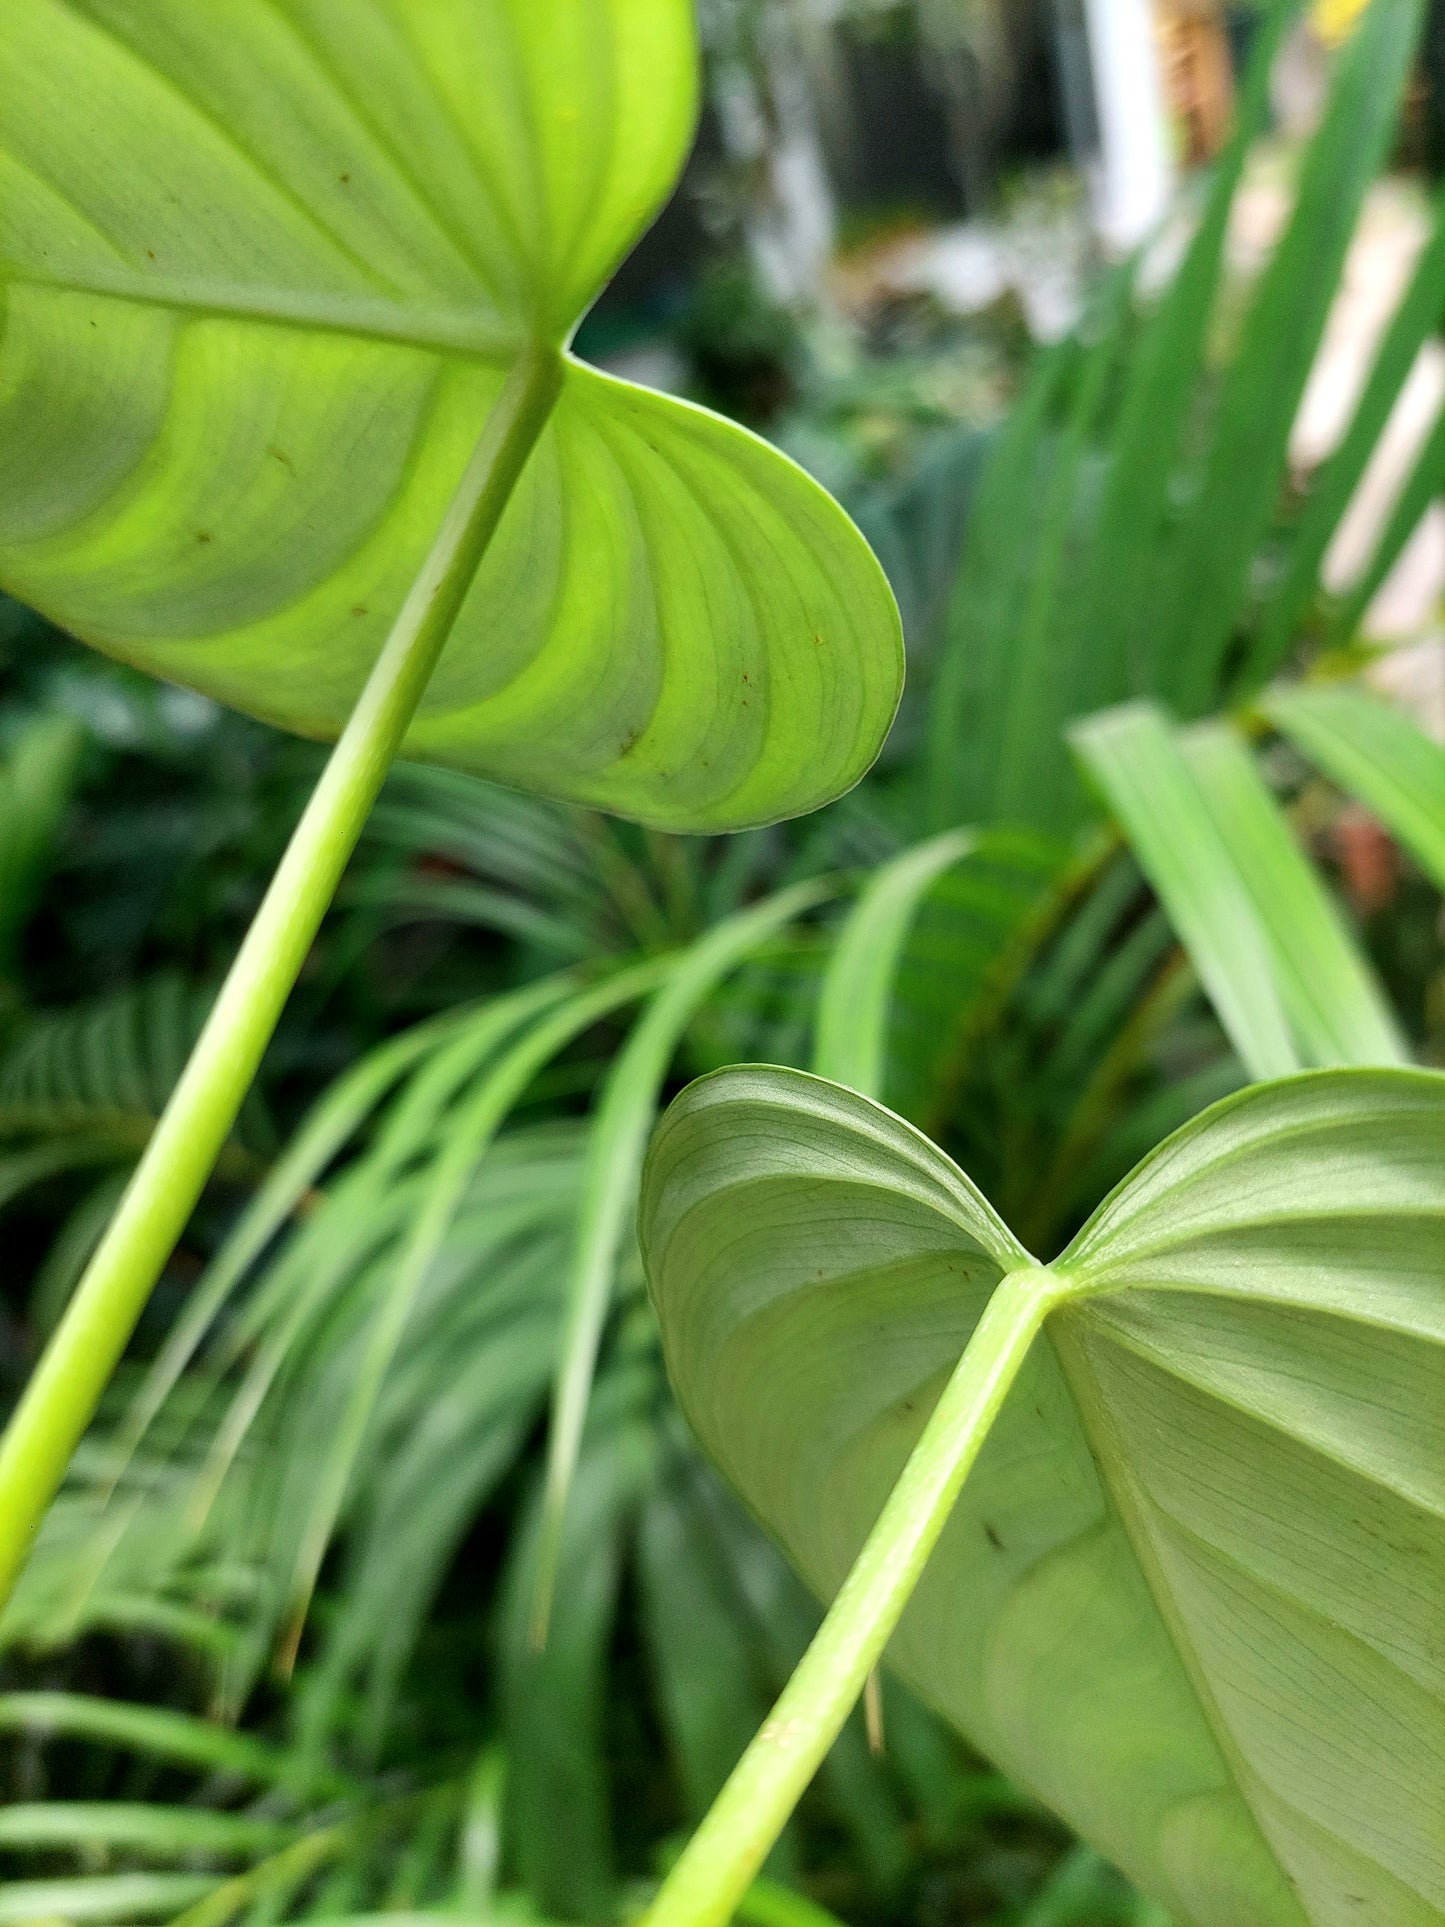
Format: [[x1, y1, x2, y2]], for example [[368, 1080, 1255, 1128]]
[[0, 344, 563, 1608], [641, 1261, 1069, 1927]]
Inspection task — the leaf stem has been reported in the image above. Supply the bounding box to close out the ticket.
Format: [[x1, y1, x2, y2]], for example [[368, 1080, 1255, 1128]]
[[0, 344, 563, 1607], [641, 1261, 1068, 1927]]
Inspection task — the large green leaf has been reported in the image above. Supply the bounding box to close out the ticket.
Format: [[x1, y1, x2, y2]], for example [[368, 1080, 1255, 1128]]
[[642, 1062, 1445, 1927], [0, 0, 902, 830]]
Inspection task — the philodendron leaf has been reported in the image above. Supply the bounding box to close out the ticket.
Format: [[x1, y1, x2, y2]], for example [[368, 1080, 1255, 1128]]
[[0, 0, 902, 831], [641, 1064, 1445, 1927]]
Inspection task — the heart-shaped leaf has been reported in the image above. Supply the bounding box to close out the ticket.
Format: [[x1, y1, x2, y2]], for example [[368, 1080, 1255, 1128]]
[[642, 1064, 1445, 1926], [0, 0, 902, 829]]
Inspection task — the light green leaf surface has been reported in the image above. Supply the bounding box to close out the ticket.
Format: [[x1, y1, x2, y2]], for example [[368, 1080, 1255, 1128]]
[[1075, 701, 1406, 1072], [0, 713, 82, 974], [1254, 191, 1445, 677], [0, 1691, 303, 1786], [1263, 684, 1445, 891], [0, 1802, 292, 1858], [533, 880, 832, 1636], [813, 829, 976, 1099], [0, 1870, 216, 1922], [0, 0, 901, 830], [1177, 720, 1406, 1067], [642, 1062, 1445, 1927], [1070, 703, 1299, 1079]]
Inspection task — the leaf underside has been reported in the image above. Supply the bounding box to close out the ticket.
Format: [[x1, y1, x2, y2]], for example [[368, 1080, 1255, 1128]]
[[641, 1064, 1445, 1927], [0, 0, 903, 831]]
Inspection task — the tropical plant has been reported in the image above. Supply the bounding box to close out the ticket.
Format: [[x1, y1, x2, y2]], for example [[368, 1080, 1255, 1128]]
[[0, 0, 902, 1599], [2, 0, 1445, 1923]]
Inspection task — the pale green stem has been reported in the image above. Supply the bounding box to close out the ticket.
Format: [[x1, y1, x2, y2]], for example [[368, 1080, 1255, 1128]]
[[642, 1262, 1068, 1927], [0, 343, 563, 1607]]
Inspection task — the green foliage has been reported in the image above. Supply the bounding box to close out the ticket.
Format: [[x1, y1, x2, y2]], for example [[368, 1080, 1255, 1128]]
[[0, 713, 81, 984], [926, 0, 1435, 834], [2, 0, 1445, 1920], [0, 0, 901, 832], [641, 1063, 1445, 1924]]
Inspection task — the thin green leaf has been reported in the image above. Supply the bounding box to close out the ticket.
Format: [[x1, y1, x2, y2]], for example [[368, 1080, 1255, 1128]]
[[636, 1466, 770, 1824], [1262, 682, 1445, 888], [1149, 0, 1426, 710], [1328, 400, 1445, 645], [735, 1876, 850, 1927], [114, 1003, 482, 1478], [0, 714, 83, 973], [1254, 189, 1445, 677], [1070, 703, 1300, 1077], [0, 1804, 293, 1858], [1178, 719, 1407, 1064], [500, 1372, 656, 1922], [0, 1872, 217, 1922], [814, 831, 976, 1098], [279, 956, 673, 1657], [1075, 0, 1300, 703], [0, 1692, 298, 1786], [529, 880, 833, 1641]]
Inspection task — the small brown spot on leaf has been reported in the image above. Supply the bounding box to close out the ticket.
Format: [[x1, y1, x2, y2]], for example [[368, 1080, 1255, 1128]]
[[146, 248, 156, 261], [339, 171, 351, 185], [195, 530, 212, 546], [350, 604, 369, 618], [984, 1523, 1004, 1550]]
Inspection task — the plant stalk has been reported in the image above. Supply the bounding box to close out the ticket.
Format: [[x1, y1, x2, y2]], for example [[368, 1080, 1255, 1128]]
[[0, 343, 563, 1607], [641, 1262, 1068, 1927]]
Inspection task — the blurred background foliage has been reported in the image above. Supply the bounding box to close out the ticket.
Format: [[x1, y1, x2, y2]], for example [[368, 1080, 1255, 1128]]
[[2, 1, 1444, 1924]]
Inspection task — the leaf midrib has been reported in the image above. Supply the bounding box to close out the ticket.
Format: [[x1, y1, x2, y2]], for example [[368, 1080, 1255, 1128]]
[[1045, 1306, 1312, 1927]]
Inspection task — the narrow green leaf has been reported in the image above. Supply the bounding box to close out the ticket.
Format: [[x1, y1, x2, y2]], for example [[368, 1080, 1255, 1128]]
[[0, 1872, 217, 1922], [501, 1377, 656, 1922], [636, 1468, 770, 1823], [1262, 682, 1445, 888], [0, 1804, 292, 1858], [453, 1747, 505, 1911], [114, 1002, 482, 1476], [279, 958, 674, 1651], [1253, 189, 1445, 678], [1150, 0, 1425, 710], [0, 1692, 296, 1786], [0, 714, 82, 973], [927, 342, 1073, 828], [736, 1876, 850, 1927], [813, 830, 976, 1098], [1328, 399, 1445, 645], [1178, 719, 1407, 1064], [530, 880, 833, 1640], [1070, 703, 1300, 1077], [642, 1062, 1445, 1926], [1075, 0, 1300, 704], [988, 268, 1134, 827]]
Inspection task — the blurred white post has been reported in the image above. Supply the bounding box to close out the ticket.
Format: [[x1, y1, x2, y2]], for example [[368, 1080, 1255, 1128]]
[[1082, 0, 1173, 249]]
